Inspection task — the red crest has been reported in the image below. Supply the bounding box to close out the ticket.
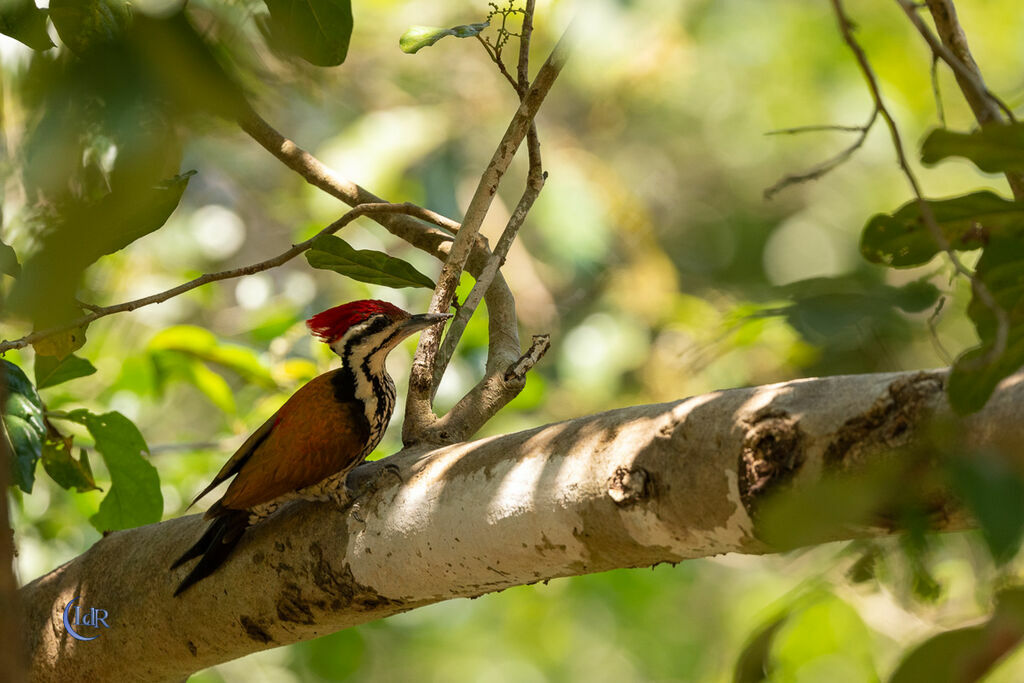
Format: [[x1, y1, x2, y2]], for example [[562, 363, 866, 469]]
[[306, 300, 408, 342]]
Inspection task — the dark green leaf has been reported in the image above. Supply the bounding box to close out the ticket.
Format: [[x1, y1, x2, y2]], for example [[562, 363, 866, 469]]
[[10, 170, 194, 338], [947, 332, 1024, 414], [3, 416, 42, 493], [889, 626, 989, 683], [922, 124, 1024, 174], [34, 354, 97, 390], [890, 279, 941, 313], [861, 191, 1024, 268], [306, 235, 436, 289], [0, 236, 20, 277], [846, 544, 881, 584], [890, 588, 1024, 683], [5, 392, 45, 435], [765, 276, 937, 348], [3, 359, 39, 402], [399, 22, 489, 54], [733, 615, 787, 683], [259, 0, 353, 67], [49, 0, 131, 54], [946, 454, 1024, 563], [3, 361, 46, 492], [948, 237, 1024, 414], [0, 0, 54, 50], [63, 409, 162, 531], [757, 465, 896, 549], [42, 440, 99, 493]]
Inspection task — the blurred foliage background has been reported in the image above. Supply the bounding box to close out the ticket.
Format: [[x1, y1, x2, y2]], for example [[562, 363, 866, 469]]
[[4, 0, 1024, 680]]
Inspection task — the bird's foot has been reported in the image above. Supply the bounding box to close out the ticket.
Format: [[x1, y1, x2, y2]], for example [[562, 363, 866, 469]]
[[336, 463, 403, 521]]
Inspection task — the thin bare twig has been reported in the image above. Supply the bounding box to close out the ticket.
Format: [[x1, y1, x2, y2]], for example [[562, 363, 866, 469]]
[[765, 123, 872, 135], [0, 203, 443, 354], [831, 0, 1009, 366], [930, 54, 947, 127], [764, 107, 879, 199], [238, 106, 461, 250], [476, 34, 518, 89], [927, 296, 954, 365]]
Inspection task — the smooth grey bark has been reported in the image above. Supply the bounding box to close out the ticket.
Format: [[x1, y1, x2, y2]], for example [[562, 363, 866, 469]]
[[20, 369, 1023, 682]]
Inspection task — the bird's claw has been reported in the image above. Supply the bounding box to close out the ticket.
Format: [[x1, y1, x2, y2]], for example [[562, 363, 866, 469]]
[[335, 462, 403, 516]]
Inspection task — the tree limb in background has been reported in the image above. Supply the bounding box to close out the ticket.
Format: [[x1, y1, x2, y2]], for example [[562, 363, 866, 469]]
[[896, 0, 1024, 200], [19, 369, 1024, 681]]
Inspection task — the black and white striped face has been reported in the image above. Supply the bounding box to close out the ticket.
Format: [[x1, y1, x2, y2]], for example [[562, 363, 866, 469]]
[[331, 314, 412, 373], [329, 311, 450, 373]]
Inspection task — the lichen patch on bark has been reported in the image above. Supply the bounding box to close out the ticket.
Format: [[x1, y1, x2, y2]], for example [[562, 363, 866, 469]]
[[737, 408, 806, 517], [824, 372, 944, 469], [607, 466, 651, 507]]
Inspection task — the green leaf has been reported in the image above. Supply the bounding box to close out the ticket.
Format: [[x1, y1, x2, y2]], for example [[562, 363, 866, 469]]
[[890, 279, 941, 313], [34, 354, 97, 390], [861, 191, 1024, 268], [182, 358, 236, 415], [399, 22, 488, 54], [3, 358, 38, 401], [734, 614, 788, 683], [259, 0, 353, 67], [764, 276, 938, 349], [947, 237, 1024, 414], [947, 332, 1024, 415], [922, 124, 1024, 174], [3, 360, 45, 492], [890, 588, 1024, 683], [306, 235, 436, 289], [148, 325, 276, 389], [946, 454, 1024, 563], [93, 170, 197, 258], [49, 0, 131, 55], [42, 441, 99, 493], [0, 0, 54, 50], [757, 465, 897, 549], [771, 595, 877, 681], [63, 409, 162, 531], [3, 416, 42, 493], [0, 236, 20, 277]]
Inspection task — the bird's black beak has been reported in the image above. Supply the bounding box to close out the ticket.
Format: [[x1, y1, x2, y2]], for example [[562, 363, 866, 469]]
[[400, 312, 451, 335]]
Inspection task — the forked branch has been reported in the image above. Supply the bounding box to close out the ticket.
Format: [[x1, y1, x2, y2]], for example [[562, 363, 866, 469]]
[[403, 20, 572, 445]]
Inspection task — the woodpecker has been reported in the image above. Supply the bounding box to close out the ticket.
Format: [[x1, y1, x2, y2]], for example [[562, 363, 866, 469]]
[[170, 299, 449, 596]]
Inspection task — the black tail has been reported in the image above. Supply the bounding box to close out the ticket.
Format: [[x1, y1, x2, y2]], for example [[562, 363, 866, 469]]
[[171, 508, 249, 597]]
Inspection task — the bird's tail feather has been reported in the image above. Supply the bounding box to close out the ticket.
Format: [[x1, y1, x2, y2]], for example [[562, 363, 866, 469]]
[[171, 509, 249, 597]]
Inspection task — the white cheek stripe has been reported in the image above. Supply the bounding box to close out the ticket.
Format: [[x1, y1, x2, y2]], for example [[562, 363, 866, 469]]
[[330, 319, 404, 431]]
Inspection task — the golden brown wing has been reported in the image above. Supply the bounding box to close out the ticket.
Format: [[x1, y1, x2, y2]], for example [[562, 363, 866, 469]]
[[216, 371, 371, 511], [187, 411, 277, 509]]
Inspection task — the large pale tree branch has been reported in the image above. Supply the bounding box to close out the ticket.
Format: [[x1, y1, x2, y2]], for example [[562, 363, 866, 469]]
[[20, 369, 1024, 681]]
